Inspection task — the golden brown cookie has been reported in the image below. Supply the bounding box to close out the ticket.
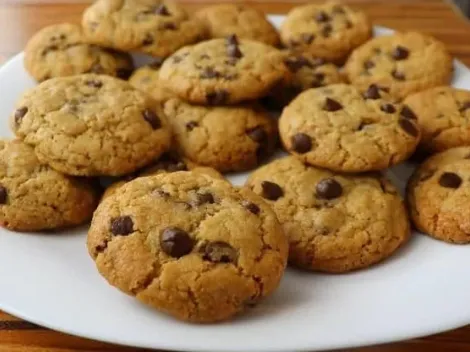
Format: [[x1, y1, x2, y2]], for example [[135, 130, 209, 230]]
[[246, 156, 410, 272], [88, 172, 288, 322]]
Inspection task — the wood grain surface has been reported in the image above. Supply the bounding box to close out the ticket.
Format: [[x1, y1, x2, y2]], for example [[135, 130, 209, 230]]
[[0, 0, 470, 351]]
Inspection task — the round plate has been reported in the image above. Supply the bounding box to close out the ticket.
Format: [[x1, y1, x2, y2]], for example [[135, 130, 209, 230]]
[[0, 15, 469, 352]]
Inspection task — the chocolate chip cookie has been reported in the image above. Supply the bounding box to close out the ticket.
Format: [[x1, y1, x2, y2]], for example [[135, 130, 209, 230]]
[[11, 74, 171, 177], [246, 156, 410, 272], [345, 32, 453, 101], [279, 84, 421, 172], [24, 23, 133, 82], [403, 86, 470, 153], [159, 36, 289, 104], [195, 4, 280, 46], [128, 59, 174, 103], [0, 139, 98, 231], [280, 2, 372, 62], [82, 0, 206, 58], [163, 98, 277, 172], [407, 147, 470, 244], [88, 171, 288, 322]]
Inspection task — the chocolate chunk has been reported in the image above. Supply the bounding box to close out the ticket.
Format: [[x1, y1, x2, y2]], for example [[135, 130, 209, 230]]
[[142, 109, 161, 129], [160, 227, 194, 258], [0, 186, 7, 204], [242, 200, 260, 215], [59, 34, 66, 40], [363, 84, 381, 99], [226, 34, 239, 46], [391, 46, 409, 60], [324, 97, 343, 111], [163, 22, 177, 30], [261, 181, 283, 201], [202, 241, 238, 263], [322, 24, 333, 37], [399, 118, 419, 137], [316, 178, 343, 200], [392, 70, 405, 81], [381, 103, 396, 114], [116, 68, 132, 80], [247, 126, 267, 143], [459, 101, 470, 112], [14, 107, 28, 125], [301, 33, 315, 44], [311, 73, 325, 87], [364, 60, 375, 69], [345, 20, 353, 29], [284, 56, 310, 72], [227, 44, 243, 59], [110, 216, 134, 236], [315, 11, 331, 22], [200, 67, 221, 79], [149, 57, 164, 69], [155, 4, 170, 16], [142, 35, 154, 46], [186, 121, 199, 131], [438, 172, 462, 189], [400, 105, 417, 120], [206, 90, 229, 105], [191, 192, 214, 206], [291, 133, 312, 153], [85, 79, 102, 88]]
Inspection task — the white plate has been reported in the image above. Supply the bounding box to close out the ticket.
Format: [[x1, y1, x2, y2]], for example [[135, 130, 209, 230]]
[[0, 15, 469, 352]]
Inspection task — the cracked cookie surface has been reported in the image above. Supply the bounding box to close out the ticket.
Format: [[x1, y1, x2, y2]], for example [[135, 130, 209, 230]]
[[24, 23, 133, 82], [407, 147, 470, 244], [0, 139, 98, 231], [163, 98, 277, 172], [159, 37, 289, 104], [279, 84, 421, 172], [128, 59, 174, 103], [11, 74, 171, 177], [280, 1, 371, 62], [404, 86, 470, 153], [88, 172, 288, 323], [195, 4, 280, 46], [245, 156, 410, 272], [82, 0, 206, 58], [345, 32, 453, 101]]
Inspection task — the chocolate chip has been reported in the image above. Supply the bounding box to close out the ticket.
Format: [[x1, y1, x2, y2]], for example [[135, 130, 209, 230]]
[[142, 109, 161, 129], [242, 200, 260, 215], [391, 46, 409, 60], [261, 181, 283, 200], [311, 73, 325, 87], [110, 216, 134, 236], [142, 35, 154, 46], [172, 55, 182, 63], [322, 24, 333, 37], [149, 58, 164, 69], [59, 34, 66, 40], [400, 105, 417, 120], [85, 79, 102, 88], [363, 84, 381, 99], [155, 4, 170, 15], [316, 178, 343, 200], [315, 11, 331, 22], [200, 67, 221, 79], [191, 192, 214, 206], [163, 22, 177, 30], [227, 44, 243, 59], [202, 241, 238, 263], [284, 56, 310, 72], [186, 121, 198, 131], [381, 103, 396, 114], [247, 126, 267, 143], [206, 90, 229, 105], [0, 186, 7, 204], [301, 33, 315, 44], [399, 118, 419, 137], [226, 34, 239, 46], [345, 20, 353, 29], [392, 70, 405, 81], [291, 133, 312, 153], [364, 60, 375, 69], [324, 97, 343, 111], [116, 68, 132, 80], [160, 227, 194, 258], [438, 172, 462, 188], [41, 45, 58, 56], [459, 101, 470, 112], [14, 107, 28, 125]]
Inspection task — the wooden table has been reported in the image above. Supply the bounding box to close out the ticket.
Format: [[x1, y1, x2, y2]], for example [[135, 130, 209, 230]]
[[0, 0, 469, 351]]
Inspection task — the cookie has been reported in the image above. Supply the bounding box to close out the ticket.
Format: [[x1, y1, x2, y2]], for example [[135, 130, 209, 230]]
[[163, 98, 277, 172], [263, 51, 344, 109], [280, 1, 371, 62], [246, 156, 410, 272], [195, 4, 280, 46], [403, 86, 470, 153], [87, 172, 288, 322], [0, 139, 98, 231], [159, 36, 289, 105], [407, 147, 470, 244], [11, 74, 171, 177], [345, 32, 453, 101], [24, 23, 133, 82], [82, 0, 206, 58], [128, 59, 174, 103], [279, 84, 421, 172]]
